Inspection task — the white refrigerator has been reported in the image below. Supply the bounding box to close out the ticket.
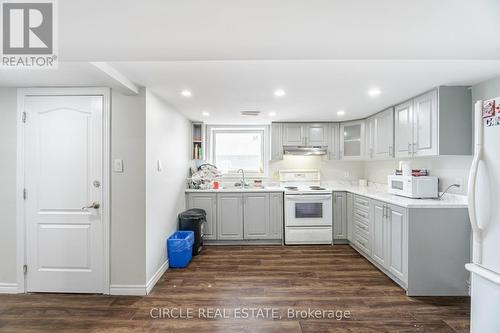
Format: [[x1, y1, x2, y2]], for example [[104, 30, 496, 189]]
[[466, 100, 500, 332]]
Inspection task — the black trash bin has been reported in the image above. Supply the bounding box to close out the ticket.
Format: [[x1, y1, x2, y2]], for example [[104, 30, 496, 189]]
[[178, 209, 206, 256]]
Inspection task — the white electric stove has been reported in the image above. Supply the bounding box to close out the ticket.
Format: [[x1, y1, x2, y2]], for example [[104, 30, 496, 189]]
[[279, 170, 333, 245]]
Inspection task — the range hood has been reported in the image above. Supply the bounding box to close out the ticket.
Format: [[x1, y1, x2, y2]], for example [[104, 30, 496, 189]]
[[283, 146, 328, 156]]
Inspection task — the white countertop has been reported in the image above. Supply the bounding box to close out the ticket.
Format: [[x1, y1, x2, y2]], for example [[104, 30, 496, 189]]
[[185, 184, 468, 209], [326, 184, 468, 209]]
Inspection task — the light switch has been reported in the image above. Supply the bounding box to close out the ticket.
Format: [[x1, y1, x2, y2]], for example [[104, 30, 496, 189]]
[[157, 159, 163, 172], [113, 159, 124, 173]]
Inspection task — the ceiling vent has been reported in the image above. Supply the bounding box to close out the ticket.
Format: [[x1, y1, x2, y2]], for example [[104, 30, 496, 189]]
[[240, 110, 261, 116]]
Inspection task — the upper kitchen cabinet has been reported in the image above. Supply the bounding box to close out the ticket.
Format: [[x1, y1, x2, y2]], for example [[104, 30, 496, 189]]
[[271, 122, 283, 160], [395, 86, 472, 158], [282, 123, 330, 146], [373, 108, 394, 159], [340, 120, 365, 160], [305, 123, 330, 146], [366, 108, 394, 160], [283, 123, 305, 146], [328, 123, 340, 160]]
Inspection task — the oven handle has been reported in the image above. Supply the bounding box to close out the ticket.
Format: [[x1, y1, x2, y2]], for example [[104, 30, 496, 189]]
[[286, 195, 332, 201]]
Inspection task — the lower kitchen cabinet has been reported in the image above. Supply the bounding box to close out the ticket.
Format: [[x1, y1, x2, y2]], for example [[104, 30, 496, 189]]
[[186, 193, 217, 240], [243, 193, 270, 239], [217, 193, 244, 240], [333, 192, 347, 241], [349, 195, 469, 296], [185, 192, 283, 242], [346, 193, 353, 242], [387, 204, 408, 283], [269, 193, 284, 239]]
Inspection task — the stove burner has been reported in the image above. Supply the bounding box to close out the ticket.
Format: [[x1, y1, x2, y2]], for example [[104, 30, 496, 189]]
[[309, 186, 326, 190], [285, 186, 298, 190]]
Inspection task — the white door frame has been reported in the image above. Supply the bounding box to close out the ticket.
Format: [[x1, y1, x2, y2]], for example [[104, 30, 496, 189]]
[[16, 87, 111, 294]]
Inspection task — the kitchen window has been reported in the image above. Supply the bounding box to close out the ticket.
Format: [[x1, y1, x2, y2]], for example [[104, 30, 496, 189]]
[[207, 125, 269, 177]]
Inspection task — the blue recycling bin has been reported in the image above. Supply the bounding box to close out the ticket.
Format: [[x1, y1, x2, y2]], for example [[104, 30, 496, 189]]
[[167, 231, 194, 268]]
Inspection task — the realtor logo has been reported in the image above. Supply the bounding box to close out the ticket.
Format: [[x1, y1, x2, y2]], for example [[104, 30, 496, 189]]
[[1, 0, 57, 68]]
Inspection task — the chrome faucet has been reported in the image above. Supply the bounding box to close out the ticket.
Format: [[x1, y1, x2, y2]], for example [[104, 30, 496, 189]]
[[235, 169, 248, 188]]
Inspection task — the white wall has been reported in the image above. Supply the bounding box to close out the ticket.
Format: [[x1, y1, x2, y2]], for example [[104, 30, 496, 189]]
[[0, 88, 18, 284], [145, 90, 191, 283], [110, 89, 147, 286]]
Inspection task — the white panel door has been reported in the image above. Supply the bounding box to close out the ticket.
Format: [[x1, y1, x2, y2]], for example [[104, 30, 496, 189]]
[[394, 101, 413, 158], [413, 89, 438, 157], [25, 96, 104, 293]]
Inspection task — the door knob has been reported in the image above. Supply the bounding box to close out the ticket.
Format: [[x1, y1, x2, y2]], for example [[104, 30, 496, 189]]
[[82, 202, 100, 210]]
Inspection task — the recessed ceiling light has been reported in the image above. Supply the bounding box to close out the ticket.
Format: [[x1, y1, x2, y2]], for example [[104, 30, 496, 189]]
[[368, 88, 381, 97], [202, 111, 210, 117], [337, 110, 345, 116], [274, 89, 286, 97], [181, 90, 192, 97], [269, 111, 277, 117]]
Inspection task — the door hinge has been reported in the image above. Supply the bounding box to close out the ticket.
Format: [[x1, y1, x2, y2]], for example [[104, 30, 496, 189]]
[[22, 112, 27, 123], [23, 265, 27, 275], [23, 188, 27, 200]]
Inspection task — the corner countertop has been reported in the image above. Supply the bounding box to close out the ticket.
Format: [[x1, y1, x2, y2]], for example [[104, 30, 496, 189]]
[[326, 184, 468, 209], [185, 184, 468, 209]]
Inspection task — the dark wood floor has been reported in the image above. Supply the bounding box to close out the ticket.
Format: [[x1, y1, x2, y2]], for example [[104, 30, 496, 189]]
[[0, 245, 469, 332]]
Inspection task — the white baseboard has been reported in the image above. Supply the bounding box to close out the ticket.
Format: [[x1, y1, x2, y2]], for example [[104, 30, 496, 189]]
[[109, 260, 169, 296], [0, 283, 19, 294], [146, 260, 168, 295], [109, 284, 147, 296]]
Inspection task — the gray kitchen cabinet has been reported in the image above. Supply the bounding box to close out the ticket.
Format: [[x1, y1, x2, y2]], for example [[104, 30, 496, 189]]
[[346, 193, 354, 242], [186, 193, 217, 240], [371, 200, 389, 268], [387, 203, 408, 284], [373, 108, 394, 159], [395, 86, 472, 158], [412, 89, 438, 157], [269, 192, 283, 239], [283, 123, 305, 146], [365, 116, 375, 159], [243, 193, 270, 239], [340, 120, 365, 160], [271, 122, 283, 160], [306, 123, 329, 146], [328, 123, 340, 160], [394, 100, 413, 158], [217, 193, 244, 240], [333, 192, 347, 240]]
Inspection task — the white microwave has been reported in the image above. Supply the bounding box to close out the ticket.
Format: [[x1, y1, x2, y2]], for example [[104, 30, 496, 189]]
[[387, 175, 438, 199]]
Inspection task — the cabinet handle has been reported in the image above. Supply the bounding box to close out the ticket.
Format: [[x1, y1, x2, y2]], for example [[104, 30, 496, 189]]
[[413, 142, 417, 154], [408, 143, 411, 155], [389, 145, 393, 156]]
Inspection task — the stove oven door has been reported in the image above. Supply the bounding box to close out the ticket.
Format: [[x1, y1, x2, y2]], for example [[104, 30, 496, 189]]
[[285, 194, 333, 227]]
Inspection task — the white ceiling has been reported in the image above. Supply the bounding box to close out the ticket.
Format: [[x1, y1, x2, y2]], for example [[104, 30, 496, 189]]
[[111, 60, 500, 123], [2, 1, 500, 123], [59, 0, 500, 61]]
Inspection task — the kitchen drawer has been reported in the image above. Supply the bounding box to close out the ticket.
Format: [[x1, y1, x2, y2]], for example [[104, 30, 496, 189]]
[[354, 217, 370, 235], [285, 227, 332, 245], [354, 195, 370, 212], [353, 208, 370, 223], [353, 232, 371, 255]]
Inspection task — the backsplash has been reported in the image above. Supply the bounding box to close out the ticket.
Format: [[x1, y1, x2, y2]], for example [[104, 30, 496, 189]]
[[364, 156, 472, 195], [269, 155, 365, 182]]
